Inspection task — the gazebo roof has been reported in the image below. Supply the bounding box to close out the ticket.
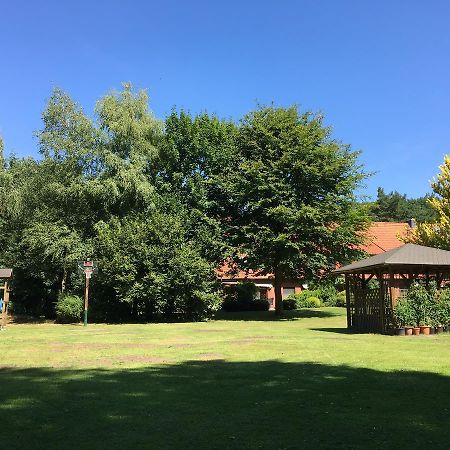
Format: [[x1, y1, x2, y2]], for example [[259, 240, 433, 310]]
[[334, 243, 450, 274]]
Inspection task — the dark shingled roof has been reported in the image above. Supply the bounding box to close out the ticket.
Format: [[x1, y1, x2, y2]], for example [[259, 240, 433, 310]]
[[0, 268, 13, 278], [334, 244, 450, 274]]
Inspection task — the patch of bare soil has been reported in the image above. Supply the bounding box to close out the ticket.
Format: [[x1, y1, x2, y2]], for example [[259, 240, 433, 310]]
[[231, 336, 271, 345], [192, 329, 227, 333], [196, 353, 225, 361]]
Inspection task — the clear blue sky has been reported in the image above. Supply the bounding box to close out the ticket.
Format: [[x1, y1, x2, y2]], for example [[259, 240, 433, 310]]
[[1, 0, 450, 199]]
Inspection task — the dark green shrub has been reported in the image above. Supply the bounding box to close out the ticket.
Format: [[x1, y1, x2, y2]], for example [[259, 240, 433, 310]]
[[283, 298, 297, 310], [55, 295, 83, 323], [250, 299, 270, 311], [222, 282, 268, 311]]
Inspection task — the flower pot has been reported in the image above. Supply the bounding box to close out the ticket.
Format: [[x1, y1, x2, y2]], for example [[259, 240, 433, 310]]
[[394, 327, 405, 336], [413, 327, 420, 336], [446, 325, 450, 332], [436, 326, 444, 334], [420, 326, 431, 335], [430, 327, 436, 335], [405, 327, 413, 336]]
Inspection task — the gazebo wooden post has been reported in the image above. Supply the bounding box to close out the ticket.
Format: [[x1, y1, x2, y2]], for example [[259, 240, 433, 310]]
[[345, 274, 351, 329], [378, 270, 386, 333], [388, 268, 395, 310]]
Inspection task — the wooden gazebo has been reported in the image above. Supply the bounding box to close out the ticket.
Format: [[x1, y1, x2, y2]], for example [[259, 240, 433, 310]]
[[0, 268, 12, 329], [334, 244, 450, 333]]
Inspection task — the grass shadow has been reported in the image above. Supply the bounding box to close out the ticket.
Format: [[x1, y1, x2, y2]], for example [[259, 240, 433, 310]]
[[213, 308, 338, 321], [310, 327, 353, 334], [1, 361, 450, 449], [7, 314, 50, 324]]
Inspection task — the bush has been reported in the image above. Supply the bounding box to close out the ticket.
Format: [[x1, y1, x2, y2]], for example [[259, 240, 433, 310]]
[[251, 299, 270, 311], [55, 294, 84, 323], [393, 297, 414, 328], [222, 282, 269, 312], [283, 298, 297, 310], [406, 282, 433, 326], [285, 292, 321, 309], [306, 296, 321, 308]]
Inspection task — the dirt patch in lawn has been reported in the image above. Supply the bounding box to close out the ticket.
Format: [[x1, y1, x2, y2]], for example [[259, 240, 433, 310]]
[[49, 341, 191, 352], [192, 329, 227, 333], [196, 353, 225, 361], [80, 355, 171, 367], [231, 336, 271, 345]]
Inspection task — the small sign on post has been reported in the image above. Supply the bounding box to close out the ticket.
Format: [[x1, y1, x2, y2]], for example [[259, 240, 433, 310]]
[[79, 260, 97, 326]]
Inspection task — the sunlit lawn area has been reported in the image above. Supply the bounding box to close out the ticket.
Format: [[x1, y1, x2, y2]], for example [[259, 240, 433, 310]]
[[1, 307, 450, 449]]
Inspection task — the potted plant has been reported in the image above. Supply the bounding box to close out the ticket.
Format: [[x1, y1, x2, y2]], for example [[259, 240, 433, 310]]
[[419, 319, 431, 335], [393, 298, 411, 336]]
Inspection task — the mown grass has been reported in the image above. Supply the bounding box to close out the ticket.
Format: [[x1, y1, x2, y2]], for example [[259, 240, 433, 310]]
[[1, 308, 450, 449]]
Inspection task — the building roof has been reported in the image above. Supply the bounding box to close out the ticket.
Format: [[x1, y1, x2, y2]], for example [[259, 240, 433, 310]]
[[334, 243, 450, 274], [362, 222, 411, 255]]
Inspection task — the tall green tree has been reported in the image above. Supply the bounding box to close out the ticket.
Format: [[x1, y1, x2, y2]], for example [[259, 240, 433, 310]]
[[226, 106, 370, 313], [369, 187, 435, 223]]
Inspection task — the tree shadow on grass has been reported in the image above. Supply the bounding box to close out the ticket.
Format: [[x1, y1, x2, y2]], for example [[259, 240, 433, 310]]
[[214, 309, 338, 321], [310, 327, 353, 334], [1, 361, 449, 450]]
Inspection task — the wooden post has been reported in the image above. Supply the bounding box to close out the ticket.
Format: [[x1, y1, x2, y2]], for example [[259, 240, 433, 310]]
[[84, 275, 90, 326], [345, 274, 351, 329], [388, 269, 395, 309], [378, 271, 385, 333]]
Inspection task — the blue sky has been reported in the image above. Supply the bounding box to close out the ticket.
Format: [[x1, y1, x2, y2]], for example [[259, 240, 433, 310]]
[[1, 0, 450, 199]]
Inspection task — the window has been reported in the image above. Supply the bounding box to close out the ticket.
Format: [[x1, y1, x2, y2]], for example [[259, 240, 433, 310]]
[[283, 287, 295, 299]]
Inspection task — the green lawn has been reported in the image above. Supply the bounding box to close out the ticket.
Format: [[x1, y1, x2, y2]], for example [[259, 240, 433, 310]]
[[1, 308, 450, 449]]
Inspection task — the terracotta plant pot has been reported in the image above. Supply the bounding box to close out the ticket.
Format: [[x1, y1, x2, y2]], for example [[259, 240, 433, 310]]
[[395, 327, 405, 336], [413, 327, 420, 336], [405, 327, 413, 336], [420, 326, 431, 335], [436, 326, 444, 334]]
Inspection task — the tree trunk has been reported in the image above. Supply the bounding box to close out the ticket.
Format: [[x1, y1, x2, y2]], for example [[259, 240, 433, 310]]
[[274, 271, 283, 315], [61, 267, 67, 294]]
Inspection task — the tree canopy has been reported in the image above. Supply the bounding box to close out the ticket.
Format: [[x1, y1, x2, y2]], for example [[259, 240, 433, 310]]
[[223, 106, 370, 312], [0, 86, 371, 319], [369, 187, 435, 223]]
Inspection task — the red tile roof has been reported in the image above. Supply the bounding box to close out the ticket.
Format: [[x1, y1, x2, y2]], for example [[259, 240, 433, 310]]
[[362, 222, 412, 255]]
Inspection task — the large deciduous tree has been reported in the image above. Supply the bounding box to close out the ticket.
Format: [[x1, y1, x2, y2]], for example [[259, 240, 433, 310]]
[[226, 106, 370, 313]]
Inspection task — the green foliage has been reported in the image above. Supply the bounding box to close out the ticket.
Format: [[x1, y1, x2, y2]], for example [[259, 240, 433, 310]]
[[224, 105, 370, 312], [95, 210, 221, 321], [282, 298, 297, 310], [406, 282, 433, 326], [393, 297, 414, 328], [0, 88, 368, 321], [222, 282, 269, 312], [393, 281, 450, 327], [55, 294, 83, 323], [286, 292, 321, 308], [369, 187, 436, 223]]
